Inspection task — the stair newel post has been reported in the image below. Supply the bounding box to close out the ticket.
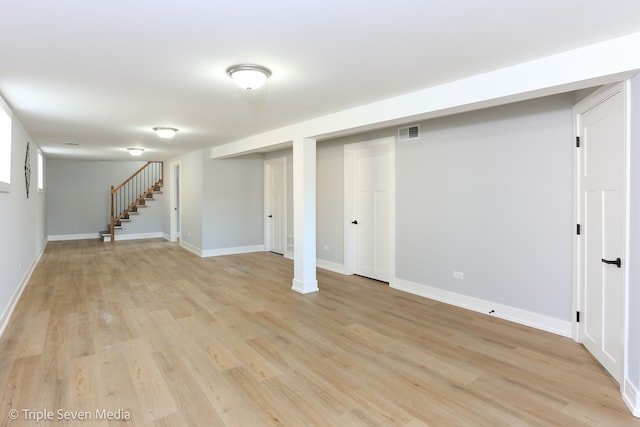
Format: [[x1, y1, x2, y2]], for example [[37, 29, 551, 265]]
[[110, 185, 115, 243]]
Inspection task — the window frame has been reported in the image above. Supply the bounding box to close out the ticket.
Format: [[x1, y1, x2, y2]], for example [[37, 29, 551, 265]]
[[37, 150, 44, 192]]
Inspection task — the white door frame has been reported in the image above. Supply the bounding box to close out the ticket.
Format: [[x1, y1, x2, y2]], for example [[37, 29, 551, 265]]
[[573, 81, 629, 385], [169, 160, 182, 242], [264, 157, 287, 256], [344, 136, 395, 283]]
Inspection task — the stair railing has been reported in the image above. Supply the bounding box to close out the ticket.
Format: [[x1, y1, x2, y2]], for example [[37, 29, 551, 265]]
[[109, 161, 163, 242]]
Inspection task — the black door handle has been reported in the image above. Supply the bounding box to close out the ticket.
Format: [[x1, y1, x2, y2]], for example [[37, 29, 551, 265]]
[[352, 220, 358, 224], [602, 257, 621, 268], [268, 215, 273, 218]]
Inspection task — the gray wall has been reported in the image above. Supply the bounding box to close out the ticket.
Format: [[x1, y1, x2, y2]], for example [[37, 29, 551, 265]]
[[170, 150, 264, 253], [313, 93, 575, 321], [202, 155, 264, 250], [395, 95, 574, 320], [316, 141, 345, 264], [0, 115, 47, 328], [46, 159, 150, 236], [178, 150, 204, 250]]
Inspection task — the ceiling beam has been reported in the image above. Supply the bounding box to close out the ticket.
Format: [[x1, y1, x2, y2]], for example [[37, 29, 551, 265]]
[[211, 32, 640, 159]]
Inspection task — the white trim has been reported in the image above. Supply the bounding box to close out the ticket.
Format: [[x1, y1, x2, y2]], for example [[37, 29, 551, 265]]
[[162, 232, 171, 241], [109, 232, 164, 242], [202, 244, 265, 258], [623, 379, 640, 417], [180, 240, 202, 257], [292, 279, 319, 294], [286, 236, 294, 259], [316, 259, 345, 275], [49, 233, 100, 241], [0, 240, 47, 337], [392, 278, 572, 338]]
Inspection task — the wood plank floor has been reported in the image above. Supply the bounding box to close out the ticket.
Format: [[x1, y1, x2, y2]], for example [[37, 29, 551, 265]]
[[1, 239, 638, 426]]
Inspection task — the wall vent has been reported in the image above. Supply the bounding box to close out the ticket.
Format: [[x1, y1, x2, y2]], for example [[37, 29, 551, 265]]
[[398, 125, 420, 141]]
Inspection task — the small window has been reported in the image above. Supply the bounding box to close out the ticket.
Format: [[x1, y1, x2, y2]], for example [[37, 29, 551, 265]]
[[37, 151, 44, 192], [0, 97, 12, 192]]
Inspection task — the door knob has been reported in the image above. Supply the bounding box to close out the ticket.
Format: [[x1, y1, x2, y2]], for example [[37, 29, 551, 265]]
[[601, 257, 621, 268], [352, 220, 358, 224], [268, 215, 273, 218]]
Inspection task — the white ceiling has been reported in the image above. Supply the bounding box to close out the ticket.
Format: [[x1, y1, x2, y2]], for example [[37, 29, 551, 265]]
[[1, 1, 639, 161]]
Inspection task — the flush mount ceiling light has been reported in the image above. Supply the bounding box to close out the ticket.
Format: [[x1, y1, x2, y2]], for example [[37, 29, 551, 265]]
[[153, 127, 178, 139], [127, 148, 144, 157], [226, 64, 271, 90]]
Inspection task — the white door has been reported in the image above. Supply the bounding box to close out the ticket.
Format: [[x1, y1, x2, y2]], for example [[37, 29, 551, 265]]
[[577, 84, 626, 384], [345, 138, 393, 282], [264, 157, 286, 255], [169, 161, 181, 242]]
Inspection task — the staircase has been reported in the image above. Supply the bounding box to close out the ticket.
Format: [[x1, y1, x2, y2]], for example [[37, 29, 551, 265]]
[[101, 161, 163, 242]]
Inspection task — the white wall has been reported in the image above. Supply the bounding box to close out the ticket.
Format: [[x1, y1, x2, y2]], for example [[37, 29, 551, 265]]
[[0, 115, 46, 334], [46, 159, 153, 239]]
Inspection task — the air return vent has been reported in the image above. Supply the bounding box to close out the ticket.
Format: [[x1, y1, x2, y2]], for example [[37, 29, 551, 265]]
[[398, 124, 420, 141]]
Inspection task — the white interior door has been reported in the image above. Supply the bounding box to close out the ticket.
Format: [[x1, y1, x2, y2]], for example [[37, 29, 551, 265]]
[[264, 157, 286, 255], [345, 138, 393, 282], [169, 161, 181, 242], [577, 84, 626, 384]]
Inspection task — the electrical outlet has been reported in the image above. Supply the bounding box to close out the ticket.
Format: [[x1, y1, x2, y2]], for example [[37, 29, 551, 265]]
[[19, 262, 22, 271], [453, 271, 464, 280], [323, 245, 329, 251]]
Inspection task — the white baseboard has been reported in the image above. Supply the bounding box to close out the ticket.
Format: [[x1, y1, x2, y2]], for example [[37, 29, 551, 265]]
[[180, 240, 203, 257], [48, 233, 99, 241], [624, 379, 640, 418], [106, 232, 164, 242], [316, 259, 346, 274], [202, 244, 265, 258], [392, 278, 572, 338], [292, 278, 319, 294], [180, 243, 266, 258], [162, 232, 171, 241], [0, 240, 47, 337]]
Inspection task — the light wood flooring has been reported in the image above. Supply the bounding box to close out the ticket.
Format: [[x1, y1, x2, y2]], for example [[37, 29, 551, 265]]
[[1, 239, 639, 426]]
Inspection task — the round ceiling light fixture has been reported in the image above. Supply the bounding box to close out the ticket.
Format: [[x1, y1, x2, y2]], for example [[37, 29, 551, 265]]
[[127, 147, 144, 156], [153, 127, 178, 139], [226, 64, 271, 90]]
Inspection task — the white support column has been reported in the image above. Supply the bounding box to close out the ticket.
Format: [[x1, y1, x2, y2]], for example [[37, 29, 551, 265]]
[[291, 137, 319, 294]]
